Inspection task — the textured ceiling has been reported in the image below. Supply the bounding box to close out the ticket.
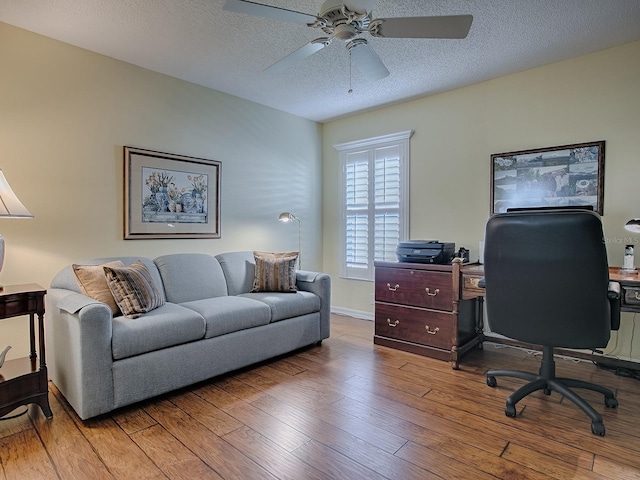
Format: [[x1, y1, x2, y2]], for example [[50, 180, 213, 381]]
[[1, 1, 640, 122]]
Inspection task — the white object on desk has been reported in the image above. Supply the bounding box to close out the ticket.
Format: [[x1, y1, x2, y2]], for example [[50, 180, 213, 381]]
[[622, 244, 637, 273]]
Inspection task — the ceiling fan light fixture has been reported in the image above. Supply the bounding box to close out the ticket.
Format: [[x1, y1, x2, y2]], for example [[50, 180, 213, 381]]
[[334, 23, 358, 41]]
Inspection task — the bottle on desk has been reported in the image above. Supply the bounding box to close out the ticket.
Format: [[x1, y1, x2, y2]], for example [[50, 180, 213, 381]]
[[622, 244, 637, 273]]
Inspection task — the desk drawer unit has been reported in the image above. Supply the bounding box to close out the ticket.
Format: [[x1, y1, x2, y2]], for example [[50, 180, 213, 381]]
[[375, 268, 453, 311], [374, 261, 483, 369], [623, 286, 640, 307], [375, 303, 452, 349]]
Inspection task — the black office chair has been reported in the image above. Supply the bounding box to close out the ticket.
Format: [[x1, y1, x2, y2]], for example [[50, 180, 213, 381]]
[[482, 208, 620, 436]]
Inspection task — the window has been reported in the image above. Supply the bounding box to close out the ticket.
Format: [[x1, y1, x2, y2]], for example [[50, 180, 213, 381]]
[[335, 131, 412, 281]]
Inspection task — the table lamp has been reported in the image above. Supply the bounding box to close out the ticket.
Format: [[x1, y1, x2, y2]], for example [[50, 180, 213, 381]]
[[625, 219, 640, 233], [278, 212, 301, 268], [0, 169, 34, 289]]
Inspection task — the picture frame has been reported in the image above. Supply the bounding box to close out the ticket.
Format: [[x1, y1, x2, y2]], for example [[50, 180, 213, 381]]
[[490, 141, 605, 215], [124, 146, 221, 239]]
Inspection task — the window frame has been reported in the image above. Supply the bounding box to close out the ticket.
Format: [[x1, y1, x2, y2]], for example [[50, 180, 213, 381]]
[[335, 130, 412, 281]]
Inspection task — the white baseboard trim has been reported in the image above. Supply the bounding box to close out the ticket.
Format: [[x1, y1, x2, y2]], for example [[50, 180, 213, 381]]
[[331, 306, 373, 321]]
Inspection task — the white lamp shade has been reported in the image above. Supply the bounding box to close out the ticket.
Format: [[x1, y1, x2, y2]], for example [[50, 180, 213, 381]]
[[0, 170, 33, 218], [625, 219, 640, 233]]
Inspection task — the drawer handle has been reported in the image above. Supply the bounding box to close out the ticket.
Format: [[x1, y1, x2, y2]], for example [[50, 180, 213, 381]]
[[635, 292, 640, 301], [425, 326, 440, 335], [387, 283, 400, 292], [387, 319, 399, 327], [425, 288, 440, 296]]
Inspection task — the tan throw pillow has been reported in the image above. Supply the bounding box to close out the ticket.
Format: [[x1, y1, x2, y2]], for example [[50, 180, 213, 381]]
[[103, 260, 165, 318], [251, 251, 298, 293], [73, 261, 125, 315]]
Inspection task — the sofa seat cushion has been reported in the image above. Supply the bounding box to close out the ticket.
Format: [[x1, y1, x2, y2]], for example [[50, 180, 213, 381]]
[[180, 296, 271, 339], [239, 291, 320, 322], [112, 303, 206, 360]]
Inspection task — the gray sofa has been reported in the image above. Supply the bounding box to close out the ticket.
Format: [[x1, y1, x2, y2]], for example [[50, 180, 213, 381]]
[[46, 251, 331, 420]]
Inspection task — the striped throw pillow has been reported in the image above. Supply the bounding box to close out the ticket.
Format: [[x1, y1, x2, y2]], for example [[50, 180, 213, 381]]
[[251, 251, 298, 293], [104, 260, 165, 318]]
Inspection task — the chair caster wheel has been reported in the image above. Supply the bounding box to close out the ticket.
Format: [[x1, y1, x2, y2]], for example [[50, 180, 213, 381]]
[[487, 376, 497, 388], [505, 403, 516, 418], [591, 421, 605, 436], [605, 396, 618, 408]]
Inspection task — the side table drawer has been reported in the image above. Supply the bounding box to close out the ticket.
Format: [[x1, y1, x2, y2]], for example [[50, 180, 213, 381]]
[[375, 267, 453, 311], [375, 303, 453, 349]]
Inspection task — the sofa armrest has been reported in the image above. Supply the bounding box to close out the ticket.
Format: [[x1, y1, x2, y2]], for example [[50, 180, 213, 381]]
[[296, 271, 331, 340], [45, 288, 116, 419]]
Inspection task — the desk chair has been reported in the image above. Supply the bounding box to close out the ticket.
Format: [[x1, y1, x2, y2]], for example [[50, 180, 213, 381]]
[[483, 208, 620, 435]]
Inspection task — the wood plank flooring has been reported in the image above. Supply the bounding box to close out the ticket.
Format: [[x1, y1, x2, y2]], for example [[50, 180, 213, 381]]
[[2, 314, 640, 479]]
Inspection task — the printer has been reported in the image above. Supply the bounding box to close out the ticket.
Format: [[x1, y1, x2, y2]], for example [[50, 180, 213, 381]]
[[396, 240, 455, 264]]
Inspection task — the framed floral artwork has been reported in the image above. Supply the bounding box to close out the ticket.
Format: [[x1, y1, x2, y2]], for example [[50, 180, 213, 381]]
[[490, 141, 605, 215], [124, 146, 221, 239]]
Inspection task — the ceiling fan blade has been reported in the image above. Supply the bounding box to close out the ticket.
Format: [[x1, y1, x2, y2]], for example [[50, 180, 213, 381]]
[[265, 39, 330, 74], [370, 15, 473, 39], [348, 41, 389, 82], [223, 0, 317, 25], [344, 0, 379, 14]]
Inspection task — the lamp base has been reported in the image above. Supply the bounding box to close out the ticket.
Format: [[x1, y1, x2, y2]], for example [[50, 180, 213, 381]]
[[620, 268, 638, 275]]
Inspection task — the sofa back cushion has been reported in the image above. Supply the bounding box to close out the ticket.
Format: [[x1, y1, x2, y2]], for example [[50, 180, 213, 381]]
[[215, 251, 256, 296], [154, 253, 228, 303]]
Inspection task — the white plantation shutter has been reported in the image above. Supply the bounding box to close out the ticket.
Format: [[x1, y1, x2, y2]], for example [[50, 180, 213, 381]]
[[337, 131, 412, 281]]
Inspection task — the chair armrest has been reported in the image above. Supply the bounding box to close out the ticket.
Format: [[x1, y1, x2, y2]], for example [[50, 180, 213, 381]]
[[608, 281, 621, 331]]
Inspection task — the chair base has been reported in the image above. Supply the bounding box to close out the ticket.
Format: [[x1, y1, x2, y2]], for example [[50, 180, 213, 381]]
[[486, 346, 618, 436]]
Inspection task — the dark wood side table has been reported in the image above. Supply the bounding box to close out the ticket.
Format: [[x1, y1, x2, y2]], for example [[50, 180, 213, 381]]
[[0, 284, 52, 419]]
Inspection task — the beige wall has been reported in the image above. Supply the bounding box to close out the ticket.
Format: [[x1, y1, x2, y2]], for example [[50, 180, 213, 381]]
[[322, 41, 640, 360], [0, 23, 323, 359]]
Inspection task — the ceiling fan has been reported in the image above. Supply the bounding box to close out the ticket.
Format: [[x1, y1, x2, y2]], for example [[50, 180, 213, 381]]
[[223, 0, 473, 82]]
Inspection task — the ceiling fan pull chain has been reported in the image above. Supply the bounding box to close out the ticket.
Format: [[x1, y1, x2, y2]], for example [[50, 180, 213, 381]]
[[348, 49, 353, 94]]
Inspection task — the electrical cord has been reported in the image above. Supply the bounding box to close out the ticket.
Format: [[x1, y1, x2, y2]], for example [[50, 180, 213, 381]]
[[594, 361, 640, 380], [0, 406, 29, 421]]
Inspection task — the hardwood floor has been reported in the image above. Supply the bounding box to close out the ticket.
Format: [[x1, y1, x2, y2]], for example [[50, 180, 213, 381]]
[[2, 314, 640, 479]]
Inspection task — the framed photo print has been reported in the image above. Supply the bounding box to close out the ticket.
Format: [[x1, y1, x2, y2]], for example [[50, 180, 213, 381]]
[[490, 141, 605, 215], [124, 146, 221, 239]]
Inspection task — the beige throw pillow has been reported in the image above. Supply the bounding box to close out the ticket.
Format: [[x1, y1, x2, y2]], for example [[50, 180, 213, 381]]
[[103, 260, 165, 318], [73, 261, 125, 315], [251, 251, 298, 293]]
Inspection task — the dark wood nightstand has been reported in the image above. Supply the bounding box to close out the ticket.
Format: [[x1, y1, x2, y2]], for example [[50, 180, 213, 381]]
[[0, 284, 52, 419]]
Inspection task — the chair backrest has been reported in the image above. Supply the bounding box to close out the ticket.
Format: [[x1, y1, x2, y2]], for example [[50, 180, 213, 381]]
[[483, 208, 611, 348]]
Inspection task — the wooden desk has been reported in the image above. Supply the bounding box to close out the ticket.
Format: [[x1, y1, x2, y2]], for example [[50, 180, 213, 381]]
[[461, 265, 640, 369], [0, 284, 52, 419]]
